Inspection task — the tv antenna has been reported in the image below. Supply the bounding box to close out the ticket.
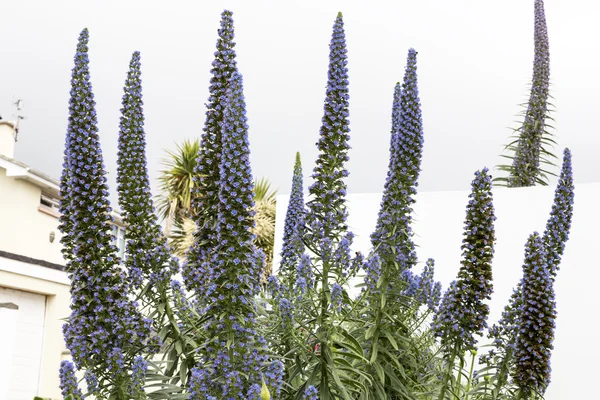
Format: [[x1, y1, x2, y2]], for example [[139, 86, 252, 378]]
[[12, 98, 26, 142]]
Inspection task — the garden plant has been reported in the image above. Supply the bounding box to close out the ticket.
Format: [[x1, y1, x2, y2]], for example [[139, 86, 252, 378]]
[[57, 1, 574, 399]]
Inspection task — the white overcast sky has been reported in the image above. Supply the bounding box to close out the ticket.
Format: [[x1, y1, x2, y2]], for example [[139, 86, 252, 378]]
[[1, 0, 599, 202]]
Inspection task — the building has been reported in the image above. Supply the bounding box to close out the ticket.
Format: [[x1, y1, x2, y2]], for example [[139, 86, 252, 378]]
[[0, 120, 126, 400]]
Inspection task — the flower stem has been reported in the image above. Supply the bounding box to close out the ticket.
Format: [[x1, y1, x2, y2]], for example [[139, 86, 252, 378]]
[[464, 351, 477, 400], [492, 347, 513, 400], [456, 355, 464, 397], [437, 347, 457, 400]]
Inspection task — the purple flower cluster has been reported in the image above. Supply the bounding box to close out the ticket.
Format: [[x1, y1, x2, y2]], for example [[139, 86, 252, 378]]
[[480, 284, 522, 366], [371, 49, 423, 272], [59, 360, 83, 400], [508, 0, 551, 187], [484, 149, 573, 366], [303, 385, 319, 400], [514, 233, 556, 395], [184, 9, 239, 296], [267, 275, 295, 330], [363, 254, 382, 295], [333, 232, 354, 277], [543, 148, 574, 277], [279, 152, 306, 289], [58, 134, 75, 261], [58, 28, 152, 382], [84, 370, 99, 396], [116, 51, 178, 289], [306, 12, 351, 238], [188, 367, 215, 400], [330, 283, 343, 313], [296, 253, 314, 296], [264, 360, 285, 398], [402, 259, 442, 311], [432, 168, 496, 351], [129, 356, 148, 398]]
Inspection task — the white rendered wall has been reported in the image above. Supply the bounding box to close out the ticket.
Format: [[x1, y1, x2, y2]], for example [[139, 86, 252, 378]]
[[274, 182, 599, 400], [0, 169, 64, 265], [0, 257, 71, 400]]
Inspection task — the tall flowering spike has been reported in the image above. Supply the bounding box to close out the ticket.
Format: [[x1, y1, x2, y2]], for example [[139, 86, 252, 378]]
[[507, 0, 551, 187], [184, 9, 239, 294], [374, 82, 402, 219], [193, 71, 272, 397], [60, 28, 151, 381], [542, 148, 574, 277], [483, 149, 574, 371], [397, 49, 424, 189], [432, 168, 496, 351], [59, 361, 83, 400], [514, 233, 556, 395], [279, 152, 305, 288], [215, 71, 258, 297], [116, 51, 178, 288], [371, 49, 423, 271], [58, 134, 74, 261], [306, 11, 351, 237]]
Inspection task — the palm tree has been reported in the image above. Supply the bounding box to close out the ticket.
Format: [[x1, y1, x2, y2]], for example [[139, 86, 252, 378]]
[[156, 139, 200, 234], [157, 138, 278, 278]]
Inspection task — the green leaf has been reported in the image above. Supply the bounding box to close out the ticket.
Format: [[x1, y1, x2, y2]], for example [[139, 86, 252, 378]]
[[383, 330, 399, 351]]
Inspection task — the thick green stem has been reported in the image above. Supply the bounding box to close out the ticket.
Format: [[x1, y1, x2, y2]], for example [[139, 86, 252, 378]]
[[319, 257, 330, 391], [456, 355, 464, 397], [492, 347, 513, 400], [437, 348, 457, 400], [464, 351, 477, 400]]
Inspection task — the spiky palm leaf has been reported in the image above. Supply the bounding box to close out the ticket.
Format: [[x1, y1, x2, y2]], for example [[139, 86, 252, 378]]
[[156, 139, 201, 233], [165, 173, 277, 279]]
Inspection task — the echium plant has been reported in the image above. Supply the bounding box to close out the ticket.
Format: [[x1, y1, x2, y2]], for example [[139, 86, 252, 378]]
[[432, 168, 496, 399], [542, 148, 574, 277], [498, 0, 554, 187], [305, 12, 351, 238], [116, 51, 194, 393], [187, 71, 283, 399], [183, 9, 239, 297], [116, 51, 179, 289], [360, 48, 435, 398], [278, 152, 306, 292], [481, 148, 574, 398], [371, 48, 424, 271], [290, 12, 366, 399], [262, 153, 304, 381], [513, 233, 556, 399], [58, 28, 153, 397]]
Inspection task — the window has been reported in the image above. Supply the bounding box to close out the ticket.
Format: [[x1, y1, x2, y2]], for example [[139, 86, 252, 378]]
[[39, 194, 60, 215], [111, 224, 126, 260]]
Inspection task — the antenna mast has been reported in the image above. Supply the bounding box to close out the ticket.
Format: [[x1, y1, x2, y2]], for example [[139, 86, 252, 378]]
[[12, 98, 26, 142]]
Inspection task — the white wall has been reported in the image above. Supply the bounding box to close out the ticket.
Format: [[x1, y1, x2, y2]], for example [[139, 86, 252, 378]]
[[0, 287, 47, 400], [0, 257, 71, 400], [274, 182, 599, 400], [0, 168, 64, 265]]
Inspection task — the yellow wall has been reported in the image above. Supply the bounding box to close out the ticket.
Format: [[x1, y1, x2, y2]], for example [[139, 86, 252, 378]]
[[0, 169, 64, 265]]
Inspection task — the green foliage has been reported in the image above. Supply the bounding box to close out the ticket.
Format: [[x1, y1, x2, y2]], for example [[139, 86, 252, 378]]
[[157, 138, 201, 232], [494, 100, 558, 187], [56, 4, 575, 400]]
